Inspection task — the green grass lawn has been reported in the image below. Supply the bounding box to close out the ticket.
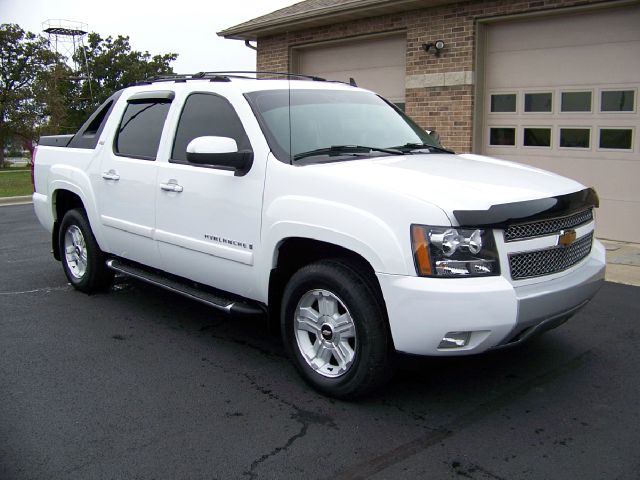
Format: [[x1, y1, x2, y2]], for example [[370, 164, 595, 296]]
[[0, 169, 33, 197]]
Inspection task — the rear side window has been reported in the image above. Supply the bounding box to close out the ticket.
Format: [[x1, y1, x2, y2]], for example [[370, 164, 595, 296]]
[[67, 90, 123, 149], [114, 101, 171, 160], [171, 93, 251, 163]]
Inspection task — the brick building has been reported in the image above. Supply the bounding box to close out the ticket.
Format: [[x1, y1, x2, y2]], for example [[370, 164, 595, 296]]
[[219, 0, 640, 242]]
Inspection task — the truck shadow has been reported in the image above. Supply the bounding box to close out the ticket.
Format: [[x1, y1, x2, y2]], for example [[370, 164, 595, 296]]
[[110, 274, 585, 405]]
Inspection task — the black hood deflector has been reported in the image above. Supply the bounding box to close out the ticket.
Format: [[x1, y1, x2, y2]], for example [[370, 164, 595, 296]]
[[453, 188, 599, 227]]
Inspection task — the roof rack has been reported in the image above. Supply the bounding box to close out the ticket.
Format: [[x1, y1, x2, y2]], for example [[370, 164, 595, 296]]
[[205, 71, 328, 81], [131, 71, 330, 87], [131, 73, 230, 86]]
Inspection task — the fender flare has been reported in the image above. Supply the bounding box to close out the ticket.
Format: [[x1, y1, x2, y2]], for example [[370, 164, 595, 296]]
[[49, 169, 107, 252]]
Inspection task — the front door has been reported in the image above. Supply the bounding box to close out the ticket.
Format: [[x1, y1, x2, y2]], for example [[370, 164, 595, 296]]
[[155, 92, 265, 298]]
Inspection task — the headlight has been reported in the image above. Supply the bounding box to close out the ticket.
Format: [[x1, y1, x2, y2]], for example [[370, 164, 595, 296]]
[[411, 225, 499, 277]]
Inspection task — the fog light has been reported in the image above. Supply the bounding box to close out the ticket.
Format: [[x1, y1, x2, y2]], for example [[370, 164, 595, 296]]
[[438, 331, 471, 349]]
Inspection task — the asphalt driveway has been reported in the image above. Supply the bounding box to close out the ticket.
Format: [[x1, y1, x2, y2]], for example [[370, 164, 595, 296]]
[[1, 204, 639, 479]]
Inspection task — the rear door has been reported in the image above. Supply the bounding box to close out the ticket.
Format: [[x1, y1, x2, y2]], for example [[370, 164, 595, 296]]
[[95, 90, 173, 268]]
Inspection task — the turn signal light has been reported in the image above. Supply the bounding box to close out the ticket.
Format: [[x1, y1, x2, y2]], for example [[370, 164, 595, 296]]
[[411, 225, 432, 276]]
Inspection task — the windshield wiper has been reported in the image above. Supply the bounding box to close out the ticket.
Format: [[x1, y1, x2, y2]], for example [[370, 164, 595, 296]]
[[293, 145, 405, 161], [392, 143, 455, 154]]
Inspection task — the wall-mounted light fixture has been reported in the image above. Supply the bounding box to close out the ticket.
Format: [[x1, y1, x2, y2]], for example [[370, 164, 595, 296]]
[[422, 40, 446, 57]]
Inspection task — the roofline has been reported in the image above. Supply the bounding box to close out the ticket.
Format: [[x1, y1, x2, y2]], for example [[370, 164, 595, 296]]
[[217, 0, 462, 40]]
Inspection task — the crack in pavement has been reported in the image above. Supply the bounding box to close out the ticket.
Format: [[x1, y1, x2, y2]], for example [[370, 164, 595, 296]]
[[0, 286, 69, 295], [451, 460, 509, 480], [329, 350, 596, 480], [241, 373, 336, 479]]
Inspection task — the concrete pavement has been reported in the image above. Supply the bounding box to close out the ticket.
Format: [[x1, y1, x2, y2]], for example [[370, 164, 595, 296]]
[[601, 240, 640, 287], [0, 195, 32, 206]]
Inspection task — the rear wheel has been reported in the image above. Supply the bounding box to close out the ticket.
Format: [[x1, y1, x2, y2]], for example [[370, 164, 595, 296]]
[[59, 209, 113, 293], [281, 260, 394, 399]]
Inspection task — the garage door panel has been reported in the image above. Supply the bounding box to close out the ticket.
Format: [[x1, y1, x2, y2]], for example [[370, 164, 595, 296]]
[[487, 42, 640, 88], [295, 35, 406, 103], [487, 7, 640, 53], [298, 37, 405, 71], [595, 200, 640, 242], [309, 66, 405, 102], [488, 154, 640, 203]]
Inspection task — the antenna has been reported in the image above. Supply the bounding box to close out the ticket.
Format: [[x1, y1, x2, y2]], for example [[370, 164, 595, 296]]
[[43, 19, 94, 103]]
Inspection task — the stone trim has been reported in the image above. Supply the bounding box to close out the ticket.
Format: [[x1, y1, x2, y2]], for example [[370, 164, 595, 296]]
[[406, 71, 474, 89]]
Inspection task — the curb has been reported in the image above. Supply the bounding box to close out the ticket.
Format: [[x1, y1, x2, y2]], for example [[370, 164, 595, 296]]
[[0, 195, 33, 206]]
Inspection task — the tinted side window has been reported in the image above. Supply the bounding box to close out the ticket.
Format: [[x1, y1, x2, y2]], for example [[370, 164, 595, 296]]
[[68, 90, 123, 149], [114, 102, 171, 160], [171, 93, 251, 163]]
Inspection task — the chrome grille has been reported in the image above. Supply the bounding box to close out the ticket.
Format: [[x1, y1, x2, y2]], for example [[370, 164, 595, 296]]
[[509, 232, 593, 280], [504, 209, 593, 242]]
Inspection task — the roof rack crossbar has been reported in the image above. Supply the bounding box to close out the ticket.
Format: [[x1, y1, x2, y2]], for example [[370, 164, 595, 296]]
[[129, 73, 233, 87]]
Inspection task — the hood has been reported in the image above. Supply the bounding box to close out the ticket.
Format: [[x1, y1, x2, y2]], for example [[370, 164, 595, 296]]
[[309, 153, 586, 221]]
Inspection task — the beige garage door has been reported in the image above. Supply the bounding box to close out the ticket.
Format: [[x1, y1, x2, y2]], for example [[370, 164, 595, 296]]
[[482, 5, 640, 242], [293, 34, 406, 106]]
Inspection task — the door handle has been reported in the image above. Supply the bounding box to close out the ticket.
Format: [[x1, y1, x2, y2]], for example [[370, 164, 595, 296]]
[[101, 170, 120, 181], [160, 182, 183, 193]]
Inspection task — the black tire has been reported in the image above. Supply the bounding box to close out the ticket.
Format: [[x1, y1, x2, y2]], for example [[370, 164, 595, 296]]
[[59, 208, 113, 293], [281, 259, 394, 399]]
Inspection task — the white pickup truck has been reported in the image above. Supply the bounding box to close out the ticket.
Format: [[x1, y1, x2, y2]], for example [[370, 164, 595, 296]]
[[33, 72, 605, 398]]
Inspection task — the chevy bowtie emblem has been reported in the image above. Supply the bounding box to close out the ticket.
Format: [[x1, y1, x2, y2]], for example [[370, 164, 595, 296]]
[[558, 229, 577, 247]]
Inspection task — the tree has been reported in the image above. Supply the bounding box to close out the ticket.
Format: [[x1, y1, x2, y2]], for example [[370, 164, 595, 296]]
[[0, 24, 59, 165], [0, 24, 178, 166], [70, 33, 177, 126], [36, 62, 81, 136]]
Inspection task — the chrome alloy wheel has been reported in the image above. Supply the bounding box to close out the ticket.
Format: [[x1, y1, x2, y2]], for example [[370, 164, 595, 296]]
[[294, 289, 357, 378], [64, 225, 88, 279]]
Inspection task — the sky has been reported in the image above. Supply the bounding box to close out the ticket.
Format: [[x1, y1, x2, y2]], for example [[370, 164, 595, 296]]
[[1, 0, 301, 73]]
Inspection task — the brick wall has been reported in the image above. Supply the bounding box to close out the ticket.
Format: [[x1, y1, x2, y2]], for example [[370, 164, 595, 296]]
[[256, 0, 611, 152]]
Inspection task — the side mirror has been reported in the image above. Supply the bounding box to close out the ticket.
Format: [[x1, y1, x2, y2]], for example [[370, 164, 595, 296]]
[[186, 136, 253, 176], [425, 129, 441, 145]]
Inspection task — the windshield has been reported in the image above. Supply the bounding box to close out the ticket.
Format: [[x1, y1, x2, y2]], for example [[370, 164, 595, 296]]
[[245, 89, 442, 163]]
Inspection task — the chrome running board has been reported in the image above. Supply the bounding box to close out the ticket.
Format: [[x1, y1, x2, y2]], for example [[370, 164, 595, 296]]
[[106, 259, 264, 316]]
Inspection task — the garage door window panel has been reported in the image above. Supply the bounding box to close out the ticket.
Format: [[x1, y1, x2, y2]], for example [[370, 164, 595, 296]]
[[489, 127, 516, 146], [599, 128, 634, 150], [490, 93, 517, 113], [523, 127, 552, 148], [561, 91, 592, 113], [524, 93, 553, 113], [600, 90, 635, 112], [560, 128, 591, 149]]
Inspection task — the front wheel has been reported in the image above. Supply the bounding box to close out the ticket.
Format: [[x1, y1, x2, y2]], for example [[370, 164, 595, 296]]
[[281, 260, 394, 399], [59, 209, 113, 293]]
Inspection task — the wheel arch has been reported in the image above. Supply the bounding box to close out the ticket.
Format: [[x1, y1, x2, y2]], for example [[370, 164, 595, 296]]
[[51, 189, 85, 260], [267, 237, 391, 342]]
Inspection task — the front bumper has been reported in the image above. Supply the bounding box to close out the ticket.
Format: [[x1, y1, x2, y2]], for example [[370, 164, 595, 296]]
[[377, 240, 606, 356]]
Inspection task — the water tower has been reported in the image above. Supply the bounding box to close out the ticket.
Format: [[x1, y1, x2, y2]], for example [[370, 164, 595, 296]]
[[43, 19, 93, 101]]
